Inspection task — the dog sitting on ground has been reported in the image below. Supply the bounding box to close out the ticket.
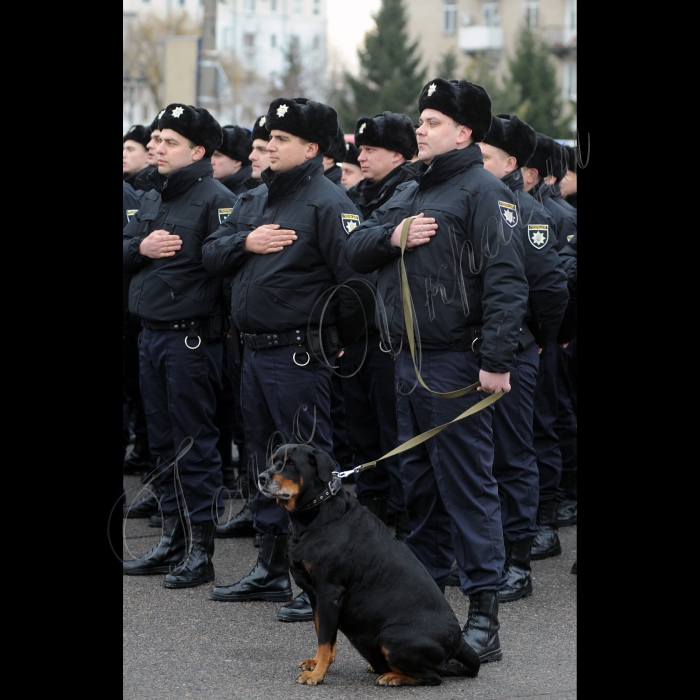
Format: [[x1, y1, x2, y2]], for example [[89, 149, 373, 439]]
[[257, 443, 480, 686]]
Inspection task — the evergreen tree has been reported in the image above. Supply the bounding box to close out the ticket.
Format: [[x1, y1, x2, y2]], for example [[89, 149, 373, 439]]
[[501, 28, 573, 138], [337, 0, 426, 132], [270, 35, 306, 100], [435, 48, 459, 81]]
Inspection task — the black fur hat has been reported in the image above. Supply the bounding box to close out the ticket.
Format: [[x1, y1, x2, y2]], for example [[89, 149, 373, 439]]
[[343, 141, 361, 167], [123, 125, 150, 150], [354, 111, 417, 160], [264, 97, 338, 152], [219, 124, 253, 166], [158, 103, 223, 158], [251, 115, 269, 142], [417, 78, 492, 142], [481, 113, 537, 168], [150, 109, 166, 135], [565, 145, 577, 172], [324, 126, 346, 163]]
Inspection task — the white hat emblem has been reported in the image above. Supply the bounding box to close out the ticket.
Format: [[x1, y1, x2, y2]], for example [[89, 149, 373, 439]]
[[171, 106, 185, 118], [158, 109, 166, 119], [427, 83, 437, 96], [259, 116, 266, 126], [276, 104, 289, 117], [358, 123, 366, 134]]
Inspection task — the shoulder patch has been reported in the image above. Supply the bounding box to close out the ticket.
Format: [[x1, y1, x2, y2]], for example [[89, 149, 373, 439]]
[[527, 224, 549, 249], [341, 213, 359, 234], [567, 234, 574, 243], [498, 201, 518, 228], [218, 208, 233, 224], [126, 209, 138, 223]]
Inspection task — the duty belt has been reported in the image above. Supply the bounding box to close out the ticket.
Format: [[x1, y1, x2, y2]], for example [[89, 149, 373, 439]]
[[240, 329, 306, 350], [141, 318, 203, 331]]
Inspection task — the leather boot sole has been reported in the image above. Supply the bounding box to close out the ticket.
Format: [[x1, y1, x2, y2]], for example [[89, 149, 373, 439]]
[[499, 584, 533, 603], [530, 543, 562, 560], [277, 609, 315, 622], [479, 647, 503, 663], [209, 588, 292, 602], [123, 564, 173, 576], [163, 570, 215, 589]]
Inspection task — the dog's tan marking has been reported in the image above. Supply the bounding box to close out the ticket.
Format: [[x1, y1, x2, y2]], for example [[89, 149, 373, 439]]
[[376, 671, 424, 686], [302, 560, 313, 573], [271, 476, 300, 510], [296, 642, 335, 685]]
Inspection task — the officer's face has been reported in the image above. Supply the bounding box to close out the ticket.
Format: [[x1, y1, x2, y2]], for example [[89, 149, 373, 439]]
[[341, 163, 363, 189], [416, 110, 470, 165], [146, 129, 160, 167], [155, 129, 205, 175], [478, 142, 514, 180], [357, 145, 402, 183], [559, 169, 577, 198], [249, 138, 271, 180], [267, 130, 317, 172], [123, 140, 148, 175], [211, 151, 241, 179]]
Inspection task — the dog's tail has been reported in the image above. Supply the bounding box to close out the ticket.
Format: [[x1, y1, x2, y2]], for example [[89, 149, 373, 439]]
[[439, 637, 480, 678]]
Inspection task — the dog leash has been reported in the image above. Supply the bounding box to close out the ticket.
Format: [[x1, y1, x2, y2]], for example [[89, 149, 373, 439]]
[[334, 216, 504, 480]]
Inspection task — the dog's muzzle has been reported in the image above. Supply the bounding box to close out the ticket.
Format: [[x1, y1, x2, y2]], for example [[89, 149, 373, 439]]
[[257, 468, 290, 500]]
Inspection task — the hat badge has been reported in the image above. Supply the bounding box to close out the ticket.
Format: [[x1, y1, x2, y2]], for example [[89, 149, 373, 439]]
[[129, 126, 136, 133], [259, 116, 266, 126], [345, 143, 350, 150], [358, 123, 366, 134], [276, 104, 289, 118], [171, 106, 185, 118], [427, 83, 437, 96], [158, 109, 166, 119]]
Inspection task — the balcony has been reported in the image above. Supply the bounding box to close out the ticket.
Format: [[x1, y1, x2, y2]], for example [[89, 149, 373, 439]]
[[458, 25, 503, 53], [542, 25, 577, 57]]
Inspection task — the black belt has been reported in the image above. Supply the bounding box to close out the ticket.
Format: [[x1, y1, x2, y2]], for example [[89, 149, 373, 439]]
[[141, 317, 206, 331], [240, 329, 306, 350]]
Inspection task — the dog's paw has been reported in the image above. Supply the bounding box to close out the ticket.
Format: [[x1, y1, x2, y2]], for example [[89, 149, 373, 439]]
[[298, 657, 317, 671], [296, 670, 324, 685], [376, 672, 421, 687], [367, 663, 377, 673]]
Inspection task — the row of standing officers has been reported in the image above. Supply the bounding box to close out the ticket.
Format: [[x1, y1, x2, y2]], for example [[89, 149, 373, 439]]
[[122, 77, 578, 667]]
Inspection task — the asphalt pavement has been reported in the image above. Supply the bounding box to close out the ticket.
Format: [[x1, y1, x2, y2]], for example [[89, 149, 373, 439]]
[[122, 477, 576, 699]]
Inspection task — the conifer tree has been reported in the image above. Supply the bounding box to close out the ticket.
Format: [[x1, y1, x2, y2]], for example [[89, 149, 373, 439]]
[[337, 0, 426, 132]]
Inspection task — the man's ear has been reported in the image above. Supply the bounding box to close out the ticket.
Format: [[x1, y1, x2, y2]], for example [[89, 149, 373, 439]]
[[309, 448, 335, 483]]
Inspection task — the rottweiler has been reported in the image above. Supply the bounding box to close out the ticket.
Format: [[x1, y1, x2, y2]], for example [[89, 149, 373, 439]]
[[257, 443, 480, 686]]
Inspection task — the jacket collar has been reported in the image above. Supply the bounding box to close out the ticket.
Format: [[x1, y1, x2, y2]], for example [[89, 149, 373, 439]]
[[156, 159, 214, 201], [503, 169, 525, 193], [261, 154, 324, 201], [413, 143, 484, 189], [220, 165, 252, 192]]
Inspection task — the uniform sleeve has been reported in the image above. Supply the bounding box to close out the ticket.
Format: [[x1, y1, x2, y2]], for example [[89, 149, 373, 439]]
[[122, 208, 150, 273], [344, 186, 414, 273], [123, 182, 140, 229], [476, 189, 530, 373], [201, 195, 254, 278]]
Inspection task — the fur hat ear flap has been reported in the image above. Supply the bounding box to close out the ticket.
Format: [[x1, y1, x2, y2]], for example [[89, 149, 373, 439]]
[[251, 115, 269, 142], [483, 113, 537, 168], [123, 125, 150, 150], [158, 103, 223, 158], [265, 98, 339, 153], [354, 111, 417, 160], [324, 127, 347, 163], [418, 78, 492, 142]]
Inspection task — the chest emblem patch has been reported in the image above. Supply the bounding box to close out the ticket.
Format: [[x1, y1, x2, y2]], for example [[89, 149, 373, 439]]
[[126, 209, 138, 223], [218, 208, 233, 224], [528, 224, 549, 249], [341, 213, 359, 234], [498, 201, 518, 228]]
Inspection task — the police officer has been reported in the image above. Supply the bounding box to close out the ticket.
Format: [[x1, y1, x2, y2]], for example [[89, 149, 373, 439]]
[[322, 125, 346, 188], [202, 98, 366, 621], [345, 78, 529, 663], [477, 113, 569, 601], [340, 141, 363, 190], [122, 125, 151, 191], [122, 104, 238, 589], [211, 124, 254, 195], [342, 111, 418, 538]]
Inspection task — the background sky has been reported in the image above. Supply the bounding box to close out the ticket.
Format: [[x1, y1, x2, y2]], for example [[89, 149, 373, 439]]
[[327, 0, 382, 76]]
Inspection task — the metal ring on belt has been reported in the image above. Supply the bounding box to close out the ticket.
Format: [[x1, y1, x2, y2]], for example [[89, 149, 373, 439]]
[[293, 351, 310, 366], [185, 335, 202, 349]]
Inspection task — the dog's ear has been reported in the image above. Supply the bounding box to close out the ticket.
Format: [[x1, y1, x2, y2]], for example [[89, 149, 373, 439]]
[[308, 448, 335, 483]]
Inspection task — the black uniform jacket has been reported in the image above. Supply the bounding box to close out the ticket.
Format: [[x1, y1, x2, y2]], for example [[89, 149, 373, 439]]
[[201, 154, 367, 345], [324, 164, 343, 188], [346, 163, 415, 220], [122, 158, 238, 322], [531, 181, 577, 251], [123, 182, 141, 332], [345, 144, 529, 374], [219, 165, 253, 196], [503, 170, 568, 346]]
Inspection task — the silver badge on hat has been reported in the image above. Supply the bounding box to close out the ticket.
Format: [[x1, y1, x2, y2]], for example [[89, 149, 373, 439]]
[[276, 104, 289, 117], [259, 116, 266, 126], [158, 109, 166, 119], [428, 83, 437, 96], [172, 106, 185, 118], [358, 123, 366, 133]]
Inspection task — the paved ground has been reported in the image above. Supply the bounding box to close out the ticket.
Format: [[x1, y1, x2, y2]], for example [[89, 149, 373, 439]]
[[122, 477, 576, 699]]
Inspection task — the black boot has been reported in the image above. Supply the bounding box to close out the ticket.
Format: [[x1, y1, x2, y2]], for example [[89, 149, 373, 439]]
[[531, 499, 562, 560], [163, 521, 216, 589], [215, 502, 255, 538], [461, 590, 502, 663], [277, 591, 314, 622], [499, 537, 534, 603], [209, 533, 292, 602], [358, 494, 389, 525], [123, 515, 187, 575], [123, 489, 159, 519], [557, 470, 577, 526], [123, 434, 152, 475], [393, 510, 411, 542], [570, 560, 577, 575], [149, 512, 163, 528]]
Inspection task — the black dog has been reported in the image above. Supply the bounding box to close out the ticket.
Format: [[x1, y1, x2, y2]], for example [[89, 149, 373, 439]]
[[257, 443, 480, 686]]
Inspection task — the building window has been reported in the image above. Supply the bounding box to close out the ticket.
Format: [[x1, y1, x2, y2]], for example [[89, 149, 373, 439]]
[[244, 32, 255, 48], [271, 0, 278, 10], [243, 0, 255, 10], [313, 0, 321, 15], [271, 34, 277, 48], [483, 2, 500, 26], [524, 1, 539, 29], [293, 0, 302, 14], [443, 1, 456, 34], [564, 62, 576, 102], [567, 0, 577, 30], [312, 35, 320, 50]]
